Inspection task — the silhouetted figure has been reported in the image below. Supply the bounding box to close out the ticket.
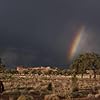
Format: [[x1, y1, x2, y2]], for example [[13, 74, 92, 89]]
[[0, 81, 4, 93]]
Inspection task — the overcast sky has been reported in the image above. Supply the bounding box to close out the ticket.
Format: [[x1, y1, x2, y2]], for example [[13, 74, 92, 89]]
[[0, 0, 100, 67]]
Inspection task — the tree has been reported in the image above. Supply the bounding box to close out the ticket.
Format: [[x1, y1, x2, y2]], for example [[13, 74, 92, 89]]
[[0, 58, 7, 73], [0, 64, 6, 73], [23, 70, 29, 74], [7, 69, 18, 74], [70, 52, 100, 79]]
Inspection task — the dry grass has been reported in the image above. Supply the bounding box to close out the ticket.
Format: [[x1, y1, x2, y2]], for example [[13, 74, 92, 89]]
[[1, 74, 100, 100]]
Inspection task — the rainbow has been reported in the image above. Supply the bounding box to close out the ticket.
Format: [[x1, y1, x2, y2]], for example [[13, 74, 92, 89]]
[[68, 26, 85, 60]]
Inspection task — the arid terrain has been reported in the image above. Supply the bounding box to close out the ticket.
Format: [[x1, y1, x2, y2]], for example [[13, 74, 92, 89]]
[[0, 73, 100, 100], [0, 52, 100, 100]]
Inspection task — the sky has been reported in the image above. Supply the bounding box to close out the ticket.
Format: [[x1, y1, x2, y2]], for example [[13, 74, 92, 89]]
[[0, 0, 100, 68]]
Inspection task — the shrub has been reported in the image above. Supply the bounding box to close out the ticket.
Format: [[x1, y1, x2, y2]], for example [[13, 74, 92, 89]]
[[17, 95, 34, 100], [70, 91, 80, 98], [47, 82, 52, 91], [87, 93, 95, 99], [17, 95, 26, 100], [44, 94, 60, 100]]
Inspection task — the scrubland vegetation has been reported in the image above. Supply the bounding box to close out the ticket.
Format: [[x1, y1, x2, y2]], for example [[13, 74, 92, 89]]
[[0, 52, 100, 100], [1, 74, 100, 100]]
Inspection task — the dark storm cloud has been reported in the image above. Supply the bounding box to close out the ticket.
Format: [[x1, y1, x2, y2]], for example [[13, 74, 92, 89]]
[[0, 0, 100, 67]]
